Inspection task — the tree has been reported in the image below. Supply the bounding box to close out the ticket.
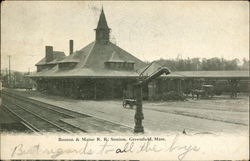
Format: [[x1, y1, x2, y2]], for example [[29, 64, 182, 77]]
[[241, 58, 249, 70], [154, 57, 245, 71]]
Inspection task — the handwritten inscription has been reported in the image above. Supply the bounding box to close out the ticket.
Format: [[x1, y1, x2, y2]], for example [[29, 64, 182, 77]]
[[10, 134, 200, 161]]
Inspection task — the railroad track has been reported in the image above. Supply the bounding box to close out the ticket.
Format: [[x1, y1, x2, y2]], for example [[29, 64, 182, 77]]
[[1, 90, 89, 133]]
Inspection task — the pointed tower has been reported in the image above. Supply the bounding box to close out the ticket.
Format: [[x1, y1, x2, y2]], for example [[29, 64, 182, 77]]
[[95, 8, 110, 43]]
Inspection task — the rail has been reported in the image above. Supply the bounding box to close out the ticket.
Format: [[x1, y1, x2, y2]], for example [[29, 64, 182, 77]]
[[2, 90, 88, 133]]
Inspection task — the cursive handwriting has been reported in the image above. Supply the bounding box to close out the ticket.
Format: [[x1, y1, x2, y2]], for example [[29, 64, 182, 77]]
[[97, 140, 115, 154], [137, 140, 163, 153], [11, 141, 93, 159], [166, 134, 200, 161], [10, 134, 200, 160], [116, 142, 134, 153]]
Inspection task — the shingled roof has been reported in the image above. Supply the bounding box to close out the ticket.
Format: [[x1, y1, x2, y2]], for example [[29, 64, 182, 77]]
[[107, 52, 125, 63], [31, 8, 250, 80], [31, 40, 146, 78], [31, 8, 148, 78], [36, 51, 66, 65]]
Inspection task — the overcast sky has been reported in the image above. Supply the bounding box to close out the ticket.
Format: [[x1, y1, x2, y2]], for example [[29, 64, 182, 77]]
[[1, 1, 249, 72]]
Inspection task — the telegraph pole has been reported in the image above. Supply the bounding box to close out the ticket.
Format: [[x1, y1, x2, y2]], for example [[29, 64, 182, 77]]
[[5, 68, 8, 82], [8, 55, 11, 87]]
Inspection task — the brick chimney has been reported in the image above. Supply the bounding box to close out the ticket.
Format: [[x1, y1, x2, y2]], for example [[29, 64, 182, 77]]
[[45, 46, 53, 62], [69, 40, 73, 55]]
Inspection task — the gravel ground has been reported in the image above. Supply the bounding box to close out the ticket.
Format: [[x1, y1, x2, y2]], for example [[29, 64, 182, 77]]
[[4, 89, 249, 135]]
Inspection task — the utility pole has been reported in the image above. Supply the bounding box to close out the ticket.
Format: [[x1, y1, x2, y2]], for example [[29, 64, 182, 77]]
[[5, 68, 8, 87], [8, 55, 11, 87]]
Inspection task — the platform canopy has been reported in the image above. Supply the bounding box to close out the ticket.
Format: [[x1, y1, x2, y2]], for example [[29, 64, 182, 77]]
[[166, 70, 249, 79], [138, 61, 249, 79]]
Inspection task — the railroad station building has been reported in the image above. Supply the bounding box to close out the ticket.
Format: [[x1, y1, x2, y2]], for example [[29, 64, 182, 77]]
[[31, 8, 148, 100], [30, 8, 249, 100]]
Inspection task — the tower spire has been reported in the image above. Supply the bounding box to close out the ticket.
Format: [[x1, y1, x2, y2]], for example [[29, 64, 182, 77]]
[[95, 7, 110, 42]]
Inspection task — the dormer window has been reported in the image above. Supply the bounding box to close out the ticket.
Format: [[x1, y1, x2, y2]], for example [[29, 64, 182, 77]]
[[105, 61, 134, 71], [104, 51, 135, 70], [58, 62, 77, 70]]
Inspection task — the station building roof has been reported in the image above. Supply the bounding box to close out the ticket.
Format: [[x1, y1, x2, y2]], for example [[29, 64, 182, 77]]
[[31, 41, 146, 78], [31, 8, 146, 78], [35, 51, 66, 65], [31, 8, 249, 80]]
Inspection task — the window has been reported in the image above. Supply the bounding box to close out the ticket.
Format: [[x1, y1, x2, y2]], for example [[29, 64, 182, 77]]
[[59, 62, 77, 70], [105, 62, 134, 70]]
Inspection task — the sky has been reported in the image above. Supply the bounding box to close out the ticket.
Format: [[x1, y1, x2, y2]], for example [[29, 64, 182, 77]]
[[1, 1, 249, 72]]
